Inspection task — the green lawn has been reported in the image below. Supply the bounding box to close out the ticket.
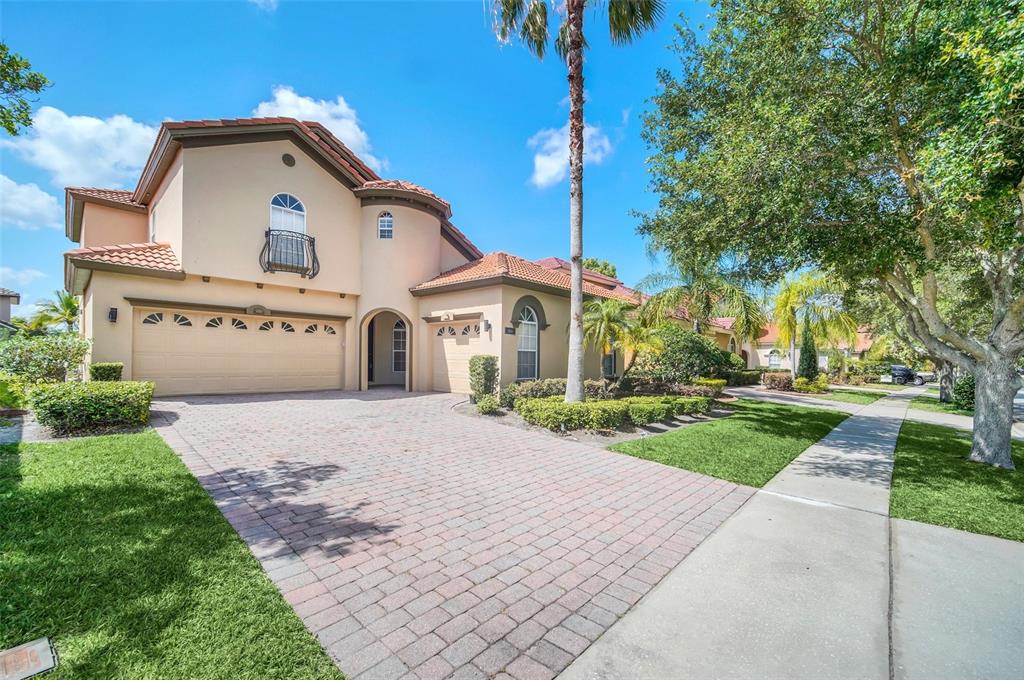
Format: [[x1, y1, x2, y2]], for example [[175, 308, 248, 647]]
[[909, 394, 973, 416], [891, 422, 1023, 542], [0, 432, 343, 679], [610, 399, 848, 487], [815, 389, 887, 405]]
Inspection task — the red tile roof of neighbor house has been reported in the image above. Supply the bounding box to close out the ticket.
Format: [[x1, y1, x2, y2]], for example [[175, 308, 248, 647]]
[[65, 242, 182, 273], [533, 256, 623, 287], [412, 252, 643, 302], [0, 288, 20, 298]]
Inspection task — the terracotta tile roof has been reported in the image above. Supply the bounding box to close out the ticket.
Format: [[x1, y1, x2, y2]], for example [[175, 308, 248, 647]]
[[65, 242, 182, 273], [757, 323, 781, 344], [412, 252, 642, 302], [66, 187, 144, 208], [359, 179, 452, 212], [534, 256, 623, 287]]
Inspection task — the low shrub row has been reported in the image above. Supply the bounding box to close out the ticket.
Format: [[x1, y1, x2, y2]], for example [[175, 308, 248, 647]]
[[31, 381, 154, 434], [515, 395, 711, 431], [88, 361, 124, 381], [498, 378, 612, 408], [793, 374, 829, 394], [723, 370, 761, 386], [761, 371, 793, 391]]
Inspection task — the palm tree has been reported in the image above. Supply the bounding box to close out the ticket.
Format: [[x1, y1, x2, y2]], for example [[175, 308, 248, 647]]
[[619, 318, 663, 377], [773, 271, 858, 377], [33, 290, 79, 331], [582, 298, 629, 376], [638, 258, 767, 345], [492, 0, 664, 402]]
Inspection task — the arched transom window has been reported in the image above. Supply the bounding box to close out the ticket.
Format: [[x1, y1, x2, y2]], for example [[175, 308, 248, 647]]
[[728, 336, 737, 353], [393, 320, 407, 372], [270, 193, 306, 232], [516, 306, 539, 380], [378, 211, 393, 240], [768, 349, 781, 369]]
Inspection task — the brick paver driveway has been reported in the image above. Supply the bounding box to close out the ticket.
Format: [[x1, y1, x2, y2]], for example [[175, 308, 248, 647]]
[[153, 390, 753, 680]]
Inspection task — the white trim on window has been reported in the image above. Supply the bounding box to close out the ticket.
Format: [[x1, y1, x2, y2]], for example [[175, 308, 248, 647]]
[[270, 193, 306, 233], [378, 211, 394, 240], [516, 306, 539, 380], [768, 349, 781, 369], [393, 319, 407, 372]]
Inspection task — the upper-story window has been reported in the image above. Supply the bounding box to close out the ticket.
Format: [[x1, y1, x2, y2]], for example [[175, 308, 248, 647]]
[[378, 211, 393, 240], [270, 193, 306, 233]]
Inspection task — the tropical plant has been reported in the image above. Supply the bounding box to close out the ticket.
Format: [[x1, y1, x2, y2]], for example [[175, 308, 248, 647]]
[[8, 315, 48, 336], [32, 290, 80, 330], [582, 298, 629, 359], [619, 321, 663, 378], [630, 325, 724, 386], [0, 42, 51, 135], [639, 256, 767, 344], [639, 0, 1023, 467], [491, 0, 664, 402], [773, 272, 857, 378]]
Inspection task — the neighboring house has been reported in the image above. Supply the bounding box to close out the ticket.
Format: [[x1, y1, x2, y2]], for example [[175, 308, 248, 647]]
[[0, 288, 20, 332], [63, 117, 631, 396], [742, 322, 874, 371]]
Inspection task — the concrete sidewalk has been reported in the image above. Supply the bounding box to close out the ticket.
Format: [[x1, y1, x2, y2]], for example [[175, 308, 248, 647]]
[[561, 387, 1024, 680]]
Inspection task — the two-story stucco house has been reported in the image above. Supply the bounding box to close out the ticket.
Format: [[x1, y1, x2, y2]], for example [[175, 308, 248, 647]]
[[64, 117, 646, 396]]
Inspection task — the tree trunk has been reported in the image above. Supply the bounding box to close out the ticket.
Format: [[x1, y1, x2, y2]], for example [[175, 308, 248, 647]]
[[564, 0, 586, 403], [789, 336, 797, 378], [937, 360, 955, 403], [969, 357, 1019, 470]]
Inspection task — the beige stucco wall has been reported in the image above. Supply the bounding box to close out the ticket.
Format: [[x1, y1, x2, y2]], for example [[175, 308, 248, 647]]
[[498, 286, 611, 387], [176, 140, 362, 294], [416, 286, 503, 390], [356, 203, 447, 390], [81, 270, 357, 388], [150, 148, 184, 255], [440, 238, 470, 272], [80, 203, 147, 248]]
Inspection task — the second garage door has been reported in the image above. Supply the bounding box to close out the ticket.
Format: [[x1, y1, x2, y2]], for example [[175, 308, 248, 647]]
[[133, 308, 344, 396], [432, 322, 481, 393]]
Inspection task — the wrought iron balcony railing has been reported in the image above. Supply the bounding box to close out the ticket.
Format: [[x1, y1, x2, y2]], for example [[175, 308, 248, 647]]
[[259, 229, 320, 279]]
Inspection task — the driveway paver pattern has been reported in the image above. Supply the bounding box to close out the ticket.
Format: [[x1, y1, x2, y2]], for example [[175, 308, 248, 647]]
[[153, 390, 753, 680]]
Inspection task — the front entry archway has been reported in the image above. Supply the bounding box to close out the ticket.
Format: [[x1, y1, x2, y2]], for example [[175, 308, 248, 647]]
[[359, 308, 412, 391]]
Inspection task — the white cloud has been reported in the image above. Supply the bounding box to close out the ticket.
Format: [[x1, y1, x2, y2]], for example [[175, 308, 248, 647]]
[[0, 266, 47, 289], [527, 122, 613, 188], [0, 175, 62, 230], [253, 86, 385, 171], [249, 0, 279, 10], [1, 106, 157, 188]]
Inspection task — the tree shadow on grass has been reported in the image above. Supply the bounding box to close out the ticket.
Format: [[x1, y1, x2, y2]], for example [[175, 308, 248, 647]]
[[0, 435, 355, 678]]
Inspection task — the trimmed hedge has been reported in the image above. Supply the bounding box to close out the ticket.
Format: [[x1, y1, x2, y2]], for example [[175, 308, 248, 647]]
[[793, 374, 829, 394], [0, 333, 90, 382], [476, 394, 500, 415], [499, 378, 611, 408], [515, 395, 711, 431], [762, 371, 793, 391], [31, 381, 154, 434], [953, 374, 975, 410], [724, 370, 760, 386], [468, 355, 499, 402], [89, 362, 124, 382]]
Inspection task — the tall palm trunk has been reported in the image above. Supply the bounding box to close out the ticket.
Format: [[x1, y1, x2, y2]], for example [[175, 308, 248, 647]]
[[789, 335, 797, 378], [564, 0, 586, 403]]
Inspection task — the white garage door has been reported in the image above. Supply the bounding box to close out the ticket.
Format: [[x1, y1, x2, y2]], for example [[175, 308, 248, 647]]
[[133, 308, 344, 396], [432, 322, 481, 394]]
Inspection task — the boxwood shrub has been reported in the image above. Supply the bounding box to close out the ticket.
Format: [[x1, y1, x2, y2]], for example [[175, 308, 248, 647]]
[[724, 370, 761, 386], [31, 381, 154, 434], [793, 374, 829, 394], [953, 374, 975, 410], [88, 362, 124, 382], [499, 378, 611, 408], [515, 397, 629, 431], [468, 355, 499, 402], [0, 372, 28, 410], [476, 394, 500, 415]]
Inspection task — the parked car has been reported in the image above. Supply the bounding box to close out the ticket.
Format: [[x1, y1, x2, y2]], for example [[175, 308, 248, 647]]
[[891, 364, 926, 385]]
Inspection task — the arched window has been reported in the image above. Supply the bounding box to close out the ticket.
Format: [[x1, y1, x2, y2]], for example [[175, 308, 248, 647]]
[[392, 320, 407, 372], [516, 306, 539, 380], [270, 193, 306, 233], [378, 211, 393, 240], [768, 349, 781, 369], [728, 337, 737, 353]]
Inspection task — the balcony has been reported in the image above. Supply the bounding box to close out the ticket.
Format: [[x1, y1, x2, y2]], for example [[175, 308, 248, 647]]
[[260, 229, 320, 279]]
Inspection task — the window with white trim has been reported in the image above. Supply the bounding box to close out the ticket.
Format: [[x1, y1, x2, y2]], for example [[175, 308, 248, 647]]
[[270, 193, 306, 232], [516, 306, 539, 380], [378, 211, 393, 240], [728, 337, 737, 353], [393, 320, 407, 372], [768, 349, 781, 369]]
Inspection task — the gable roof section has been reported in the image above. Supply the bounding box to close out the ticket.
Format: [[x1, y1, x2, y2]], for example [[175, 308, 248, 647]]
[[533, 256, 623, 288], [64, 187, 147, 241], [411, 252, 641, 302], [64, 242, 185, 294]]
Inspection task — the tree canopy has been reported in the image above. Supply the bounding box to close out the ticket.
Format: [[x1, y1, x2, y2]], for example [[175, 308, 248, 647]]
[[0, 42, 50, 135]]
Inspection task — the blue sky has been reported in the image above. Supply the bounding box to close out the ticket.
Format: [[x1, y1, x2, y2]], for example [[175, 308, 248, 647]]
[[0, 0, 711, 316]]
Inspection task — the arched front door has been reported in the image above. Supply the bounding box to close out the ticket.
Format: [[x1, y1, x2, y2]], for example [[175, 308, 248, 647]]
[[360, 308, 412, 391]]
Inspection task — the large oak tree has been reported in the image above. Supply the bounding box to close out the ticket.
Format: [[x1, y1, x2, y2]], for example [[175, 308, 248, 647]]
[[641, 0, 1023, 468]]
